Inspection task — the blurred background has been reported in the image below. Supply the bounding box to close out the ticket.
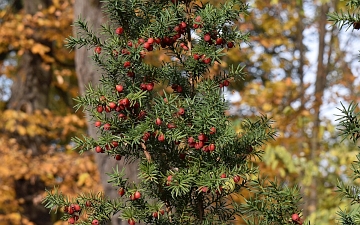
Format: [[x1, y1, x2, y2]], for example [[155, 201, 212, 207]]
[[0, 0, 359, 224]]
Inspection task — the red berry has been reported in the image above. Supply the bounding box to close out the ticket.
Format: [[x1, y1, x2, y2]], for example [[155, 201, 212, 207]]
[[73, 204, 81, 212], [146, 83, 154, 91], [143, 132, 151, 141], [158, 134, 165, 142], [176, 85, 183, 93], [127, 41, 133, 47], [147, 37, 154, 44], [167, 175, 173, 181], [118, 113, 126, 119], [203, 57, 211, 64], [198, 133, 206, 141], [115, 154, 122, 161], [193, 53, 200, 60], [95, 121, 101, 127], [95, 46, 101, 54], [92, 219, 99, 225], [209, 143, 216, 152], [160, 209, 165, 215], [112, 50, 119, 57], [174, 25, 181, 33], [167, 123, 176, 129], [68, 217, 75, 224], [227, 42, 234, 48], [155, 118, 162, 126], [202, 186, 209, 193], [216, 37, 224, 45], [128, 219, 136, 225], [109, 102, 117, 109], [115, 27, 124, 35], [120, 98, 130, 107], [138, 38, 145, 44], [134, 191, 141, 199], [220, 173, 226, 178], [291, 213, 300, 222], [210, 127, 216, 134], [127, 71, 135, 77], [95, 146, 103, 153], [180, 21, 187, 29], [97, 105, 104, 113], [178, 107, 185, 115], [143, 42, 151, 50], [188, 137, 195, 144], [204, 34, 211, 42], [195, 15, 202, 22], [163, 98, 168, 103], [152, 211, 158, 218], [193, 24, 199, 29], [124, 61, 131, 68], [118, 187, 125, 196], [116, 84, 124, 93], [121, 48, 130, 55], [223, 80, 230, 86], [233, 175, 241, 183], [104, 123, 111, 130], [85, 201, 92, 207]]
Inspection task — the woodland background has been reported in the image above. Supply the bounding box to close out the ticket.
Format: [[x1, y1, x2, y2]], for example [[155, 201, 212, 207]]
[[0, 0, 359, 224]]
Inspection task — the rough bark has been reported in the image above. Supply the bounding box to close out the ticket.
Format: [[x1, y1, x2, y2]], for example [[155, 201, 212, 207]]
[[74, 1, 138, 224]]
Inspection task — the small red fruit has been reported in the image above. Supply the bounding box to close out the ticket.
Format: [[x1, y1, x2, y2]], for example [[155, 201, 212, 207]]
[[138, 38, 145, 44], [147, 37, 154, 44], [85, 201, 92, 207], [95, 121, 101, 127], [134, 191, 141, 199], [291, 213, 300, 222], [120, 98, 130, 107], [208, 143, 216, 152], [97, 105, 104, 113], [127, 71, 135, 77], [188, 136, 195, 144], [160, 209, 165, 215], [216, 37, 224, 45], [142, 132, 151, 141], [116, 84, 124, 93], [180, 21, 187, 29], [103, 123, 111, 130], [210, 127, 216, 134], [92, 219, 99, 225], [143, 42, 151, 50], [73, 204, 81, 212], [198, 133, 206, 141], [128, 219, 136, 225], [152, 211, 158, 218], [178, 107, 185, 115], [146, 82, 154, 91], [202, 186, 209, 193], [68, 217, 75, 224], [155, 118, 162, 126], [115, 27, 124, 35], [127, 41, 133, 47], [195, 15, 202, 22], [233, 175, 241, 183], [167, 175, 173, 181], [124, 61, 131, 68], [109, 102, 117, 109], [115, 155, 122, 160], [158, 134, 165, 142], [95, 46, 101, 54], [203, 57, 211, 64], [95, 146, 103, 153], [204, 34, 211, 42], [118, 187, 125, 196], [193, 53, 200, 60], [220, 173, 226, 178], [167, 123, 176, 129], [227, 41, 234, 48], [223, 80, 230, 86], [176, 85, 183, 93]]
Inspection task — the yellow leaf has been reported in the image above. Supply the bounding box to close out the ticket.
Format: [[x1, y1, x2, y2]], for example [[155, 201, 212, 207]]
[[30, 43, 50, 56]]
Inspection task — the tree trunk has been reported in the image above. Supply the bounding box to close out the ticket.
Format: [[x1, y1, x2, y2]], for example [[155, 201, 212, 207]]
[[74, 1, 138, 224]]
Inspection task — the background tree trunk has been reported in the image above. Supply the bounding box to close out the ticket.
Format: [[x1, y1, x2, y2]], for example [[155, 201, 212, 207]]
[[74, 1, 138, 224]]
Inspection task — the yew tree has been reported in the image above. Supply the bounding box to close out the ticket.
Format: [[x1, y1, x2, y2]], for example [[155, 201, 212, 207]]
[[43, 0, 304, 224]]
